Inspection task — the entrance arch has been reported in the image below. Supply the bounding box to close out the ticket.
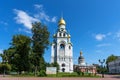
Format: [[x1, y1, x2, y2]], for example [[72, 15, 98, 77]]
[[62, 68, 65, 72]]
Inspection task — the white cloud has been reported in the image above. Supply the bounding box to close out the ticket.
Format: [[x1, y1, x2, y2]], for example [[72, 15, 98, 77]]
[[34, 11, 57, 23], [34, 4, 57, 23], [96, 43, 111, 47], [14, 4, 57, 30], [34, 4, 43, 10], [51, 17, 57, 23], [14, 9, 39, 29], [39, 12, 50, 22], [95, 34, 106, 41], [39, 11, 57, 23]]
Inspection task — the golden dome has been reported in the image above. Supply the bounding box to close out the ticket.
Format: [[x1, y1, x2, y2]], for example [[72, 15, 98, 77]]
[[80, 51, 83, 56], [68, 34, 71, 38], [58, 17, 66, 26]]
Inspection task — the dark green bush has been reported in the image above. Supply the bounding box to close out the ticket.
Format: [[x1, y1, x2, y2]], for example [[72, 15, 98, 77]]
[[38, 70, 47, 77], [0, 63, 11, 74]]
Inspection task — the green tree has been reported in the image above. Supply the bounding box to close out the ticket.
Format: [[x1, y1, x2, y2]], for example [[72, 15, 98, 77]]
[[106, 54, 118, 64], [0, 49, 15, 64], [31, 22, 50, 76], [9, 34, 31, 74], [106, 54, 118, 71], [0, 63, 11, 74], [0, 50, 8, 63]]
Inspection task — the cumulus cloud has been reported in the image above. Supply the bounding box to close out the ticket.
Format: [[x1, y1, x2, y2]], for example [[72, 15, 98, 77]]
[[34, 4, 43, 10], [51, 17, 57, 23], [34, 4, 57, 23], [39, 12, 50, 22], [14, 4, 57, 31], [96, 43, 111, 47], [14, 9, 39, 29], [95, 34, 106, 41]]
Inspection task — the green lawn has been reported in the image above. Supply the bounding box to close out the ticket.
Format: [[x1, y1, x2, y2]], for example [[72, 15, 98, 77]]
[[8, 72, 100, 78], [47, 72, 100, 77]]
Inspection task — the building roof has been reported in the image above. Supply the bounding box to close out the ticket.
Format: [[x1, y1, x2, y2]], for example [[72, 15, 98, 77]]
[[58, 17, 66, 26]]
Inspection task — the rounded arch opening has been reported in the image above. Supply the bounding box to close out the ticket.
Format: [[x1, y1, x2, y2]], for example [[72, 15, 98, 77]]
[[62, 63, 65, 67], [60, 44, 65, 50]]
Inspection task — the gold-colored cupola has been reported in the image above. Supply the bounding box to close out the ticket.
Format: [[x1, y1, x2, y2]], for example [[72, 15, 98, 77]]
[[58, 17, 66, 26]]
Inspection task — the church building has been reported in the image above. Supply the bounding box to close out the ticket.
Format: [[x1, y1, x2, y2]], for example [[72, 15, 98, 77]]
[[74, 51, 96, 74], [51, 17, 73, 73]]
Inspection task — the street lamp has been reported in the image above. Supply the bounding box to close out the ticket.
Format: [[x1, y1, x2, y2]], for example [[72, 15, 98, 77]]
[[98, 59, 105, 78], [3, 60, 8, 77], [3, 60, 5, 77], [86, 63, 88, 73]]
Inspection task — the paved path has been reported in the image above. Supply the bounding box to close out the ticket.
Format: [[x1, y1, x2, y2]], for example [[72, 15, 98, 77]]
[[0, 74, 120, 80], [0, 77, 120, 80]]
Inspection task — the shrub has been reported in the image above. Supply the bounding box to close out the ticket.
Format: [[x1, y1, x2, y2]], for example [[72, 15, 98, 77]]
[[38, 70, 47, 77], [82, 72, 84, 76], [76, 71, 82, 75], [0, 63, 11, 74]]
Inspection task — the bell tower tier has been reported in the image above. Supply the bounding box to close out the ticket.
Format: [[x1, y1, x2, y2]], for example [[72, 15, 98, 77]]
[[51, 17, 73, 73]]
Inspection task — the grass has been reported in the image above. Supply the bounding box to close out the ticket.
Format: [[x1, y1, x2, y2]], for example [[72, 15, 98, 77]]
[[10, 72, 35, 77], [7, 72, 100, 78], [47, 72, 100, 78]]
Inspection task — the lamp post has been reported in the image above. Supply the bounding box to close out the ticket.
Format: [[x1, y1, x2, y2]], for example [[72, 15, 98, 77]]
[[98, 59, 105, 78], [86, 63, 88, 73], [3, 60, 6, 77], [3, 60, 5, 77], [3, 59, 8, 77]]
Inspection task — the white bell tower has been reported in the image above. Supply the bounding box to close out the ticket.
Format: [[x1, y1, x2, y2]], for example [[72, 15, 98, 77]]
[[51, 17, 73, 73]]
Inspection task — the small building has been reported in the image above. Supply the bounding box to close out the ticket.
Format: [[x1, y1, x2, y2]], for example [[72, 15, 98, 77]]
[[74, 51, 96, 74], [108, 57, 120, 74]]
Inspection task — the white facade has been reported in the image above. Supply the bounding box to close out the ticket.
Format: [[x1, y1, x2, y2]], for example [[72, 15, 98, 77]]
[[108, 57, 120, 73], [51, 17, 73, 72]]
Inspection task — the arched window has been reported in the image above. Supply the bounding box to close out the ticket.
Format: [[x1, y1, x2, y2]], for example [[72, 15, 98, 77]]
[[54, 45, 55, 48], [62, 63, 65, 67], [60, 44, 65, 50], [69, 46, 71, 49], [59, 33, 61, 37], [63, 33, 65, 37], [62, 68, 65, 72]]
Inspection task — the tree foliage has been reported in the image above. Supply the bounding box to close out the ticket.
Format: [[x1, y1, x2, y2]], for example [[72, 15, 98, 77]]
[[7, 34, 31, 73], [0, 22, 50, 75], [106, 54, 118, 71], [106, 54, 118, 64], [31, 22, 50, 75], [32, 22, 49, 56], [31, 22, 49, 67], [0, 63, 11, 74]]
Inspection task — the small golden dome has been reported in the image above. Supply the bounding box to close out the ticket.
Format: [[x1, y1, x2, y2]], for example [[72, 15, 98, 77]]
[[80, 51, 83, 56], [68, 34, 71, 38], [58, 17, 66, 26]]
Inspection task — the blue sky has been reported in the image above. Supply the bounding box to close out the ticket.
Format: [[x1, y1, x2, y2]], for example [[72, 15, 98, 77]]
[[0, 0, 120, 65]]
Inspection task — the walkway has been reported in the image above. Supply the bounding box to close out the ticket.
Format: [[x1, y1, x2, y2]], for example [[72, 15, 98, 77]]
[[0, 74, 119, 80]]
